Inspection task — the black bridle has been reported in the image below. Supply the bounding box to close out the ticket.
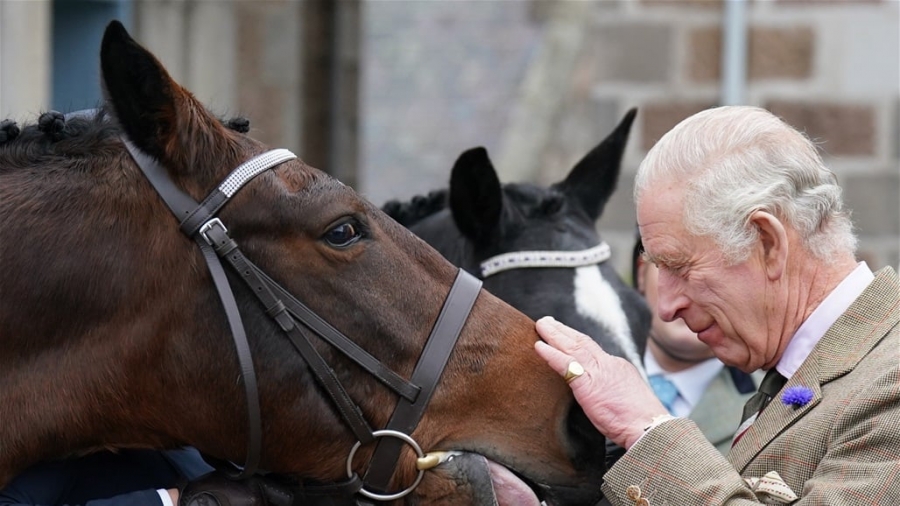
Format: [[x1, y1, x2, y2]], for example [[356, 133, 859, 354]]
[[123, 139, 482, 502]]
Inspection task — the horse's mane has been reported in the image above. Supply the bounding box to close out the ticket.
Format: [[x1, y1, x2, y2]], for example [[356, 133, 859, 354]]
[[0, 110, 115, 167], [0, 108, 251, 167], [381, 189, 449, 227]]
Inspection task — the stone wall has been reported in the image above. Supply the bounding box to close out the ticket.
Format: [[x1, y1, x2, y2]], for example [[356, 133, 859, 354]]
[[360, 0, 899, 278], [2, 0, 895, 277]]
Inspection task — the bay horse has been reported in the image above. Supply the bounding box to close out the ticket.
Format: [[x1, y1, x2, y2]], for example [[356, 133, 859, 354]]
[[0, 21, 609, 505], [382, 110, 651, 378]]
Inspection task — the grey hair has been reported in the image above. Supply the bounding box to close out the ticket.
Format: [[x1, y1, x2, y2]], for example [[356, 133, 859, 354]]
[[634, 106, 857, 263]]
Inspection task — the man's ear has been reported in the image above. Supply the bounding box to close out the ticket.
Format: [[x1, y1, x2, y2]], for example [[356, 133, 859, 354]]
[[750, 211, 788, 281]]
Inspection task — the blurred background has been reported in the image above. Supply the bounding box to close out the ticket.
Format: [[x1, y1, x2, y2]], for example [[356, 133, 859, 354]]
[[1, 0, 897, 278]]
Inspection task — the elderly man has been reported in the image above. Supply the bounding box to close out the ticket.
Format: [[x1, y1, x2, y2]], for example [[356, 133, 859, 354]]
[[536, 105, 899, 505], [633, 234, 759, 455]]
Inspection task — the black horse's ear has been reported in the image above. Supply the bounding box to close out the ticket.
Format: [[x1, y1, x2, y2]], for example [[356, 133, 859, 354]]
[[449, 147, 503, 245], [557, 108, 637, 221]]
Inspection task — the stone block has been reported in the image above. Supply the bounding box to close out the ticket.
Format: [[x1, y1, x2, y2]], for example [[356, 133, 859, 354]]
[[584, 23, 673, 83], [766, 101, 876, 157], [688, 26, 814, 82], [750, 27, 814, 80], [640, 101, 716, 152], [688, 27, 720, 83], [640, 0, 724, 7], [842, 172, 900, 236]]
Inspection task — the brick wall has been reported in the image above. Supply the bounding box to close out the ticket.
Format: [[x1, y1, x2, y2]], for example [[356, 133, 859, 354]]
[[360, 0, 899, 276]]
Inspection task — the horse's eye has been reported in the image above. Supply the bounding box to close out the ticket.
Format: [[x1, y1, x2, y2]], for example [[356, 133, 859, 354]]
[[324, 222, 361, 248]]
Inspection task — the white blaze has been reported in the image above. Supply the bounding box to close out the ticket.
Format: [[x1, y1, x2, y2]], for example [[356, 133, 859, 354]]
[[573, 266, 647, 380]]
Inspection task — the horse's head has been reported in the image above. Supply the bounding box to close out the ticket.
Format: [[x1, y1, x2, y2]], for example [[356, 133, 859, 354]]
[[384, 110, 651, 375], [0, 21, 610, 505]]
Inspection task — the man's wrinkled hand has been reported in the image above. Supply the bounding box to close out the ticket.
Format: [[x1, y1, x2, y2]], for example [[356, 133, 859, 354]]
[[534, 316, 669, 449]]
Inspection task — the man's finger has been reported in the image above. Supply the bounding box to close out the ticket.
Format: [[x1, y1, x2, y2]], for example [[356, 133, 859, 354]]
[[536, 316, 604, 359], [535, 341, 588, 385], [534, 340, 572, 374]]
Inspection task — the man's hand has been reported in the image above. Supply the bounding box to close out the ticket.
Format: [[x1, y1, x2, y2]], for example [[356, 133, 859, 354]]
[[179, 471, 295, 506], [534, 316, 669, 449]]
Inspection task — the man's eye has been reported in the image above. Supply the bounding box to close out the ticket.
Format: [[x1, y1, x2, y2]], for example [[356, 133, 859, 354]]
[[671, 265, 690, 277], [324, 222, 361, 248], [662, 264, 688, 277]]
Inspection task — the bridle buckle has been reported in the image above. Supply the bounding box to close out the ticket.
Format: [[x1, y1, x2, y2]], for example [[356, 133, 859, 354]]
[[199, 218, 228, 245]]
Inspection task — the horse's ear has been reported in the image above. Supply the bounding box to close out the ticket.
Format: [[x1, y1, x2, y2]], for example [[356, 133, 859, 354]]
[[449, 147, 503, 245], [557, 108, 637, 221], [100, 20, 220, 169]]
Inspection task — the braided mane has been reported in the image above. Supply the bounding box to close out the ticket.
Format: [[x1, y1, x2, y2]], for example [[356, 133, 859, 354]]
[[381, 189, 449, 227], [0, 108, 251, 168]]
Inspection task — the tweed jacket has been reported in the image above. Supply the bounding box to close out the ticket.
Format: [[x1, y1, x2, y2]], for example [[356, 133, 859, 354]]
[[602, 267, 900, 506]]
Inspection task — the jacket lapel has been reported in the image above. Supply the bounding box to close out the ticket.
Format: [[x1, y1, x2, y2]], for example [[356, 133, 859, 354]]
[[729, 365, 822, 470], [729, 267, 899, 471]]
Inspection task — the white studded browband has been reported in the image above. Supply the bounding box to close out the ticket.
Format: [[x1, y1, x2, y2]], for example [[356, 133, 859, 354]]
[[479, 242, 612, 278], [218, 148, 297, 197]]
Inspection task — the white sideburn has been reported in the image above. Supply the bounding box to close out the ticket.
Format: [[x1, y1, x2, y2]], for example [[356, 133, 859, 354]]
[[573, 266, 647, 380]]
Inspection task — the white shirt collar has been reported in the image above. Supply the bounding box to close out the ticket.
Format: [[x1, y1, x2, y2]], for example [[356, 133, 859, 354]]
[[776, 262, 875, 379], [644, 347, 724, 416]]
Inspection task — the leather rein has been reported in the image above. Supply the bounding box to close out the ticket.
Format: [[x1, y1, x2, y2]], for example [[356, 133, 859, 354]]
[[123, 139, 482, 502]]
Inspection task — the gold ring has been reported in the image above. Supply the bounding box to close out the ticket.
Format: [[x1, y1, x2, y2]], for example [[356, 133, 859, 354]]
[[563, 361, 585, 383]]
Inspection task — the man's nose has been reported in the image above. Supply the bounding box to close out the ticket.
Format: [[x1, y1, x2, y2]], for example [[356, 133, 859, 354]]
[[656, 269, 689, 322]]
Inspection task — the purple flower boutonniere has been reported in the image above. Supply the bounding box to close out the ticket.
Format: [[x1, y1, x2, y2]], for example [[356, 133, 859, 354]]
[[781, 385, 814, 408]]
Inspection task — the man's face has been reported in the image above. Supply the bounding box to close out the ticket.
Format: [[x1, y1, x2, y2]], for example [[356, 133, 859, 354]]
[[637, 258, 716, 363], [637, 182, 780, 372]]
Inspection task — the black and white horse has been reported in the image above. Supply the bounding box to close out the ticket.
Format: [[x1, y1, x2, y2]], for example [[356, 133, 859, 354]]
[[383, 109, 650, 376]]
